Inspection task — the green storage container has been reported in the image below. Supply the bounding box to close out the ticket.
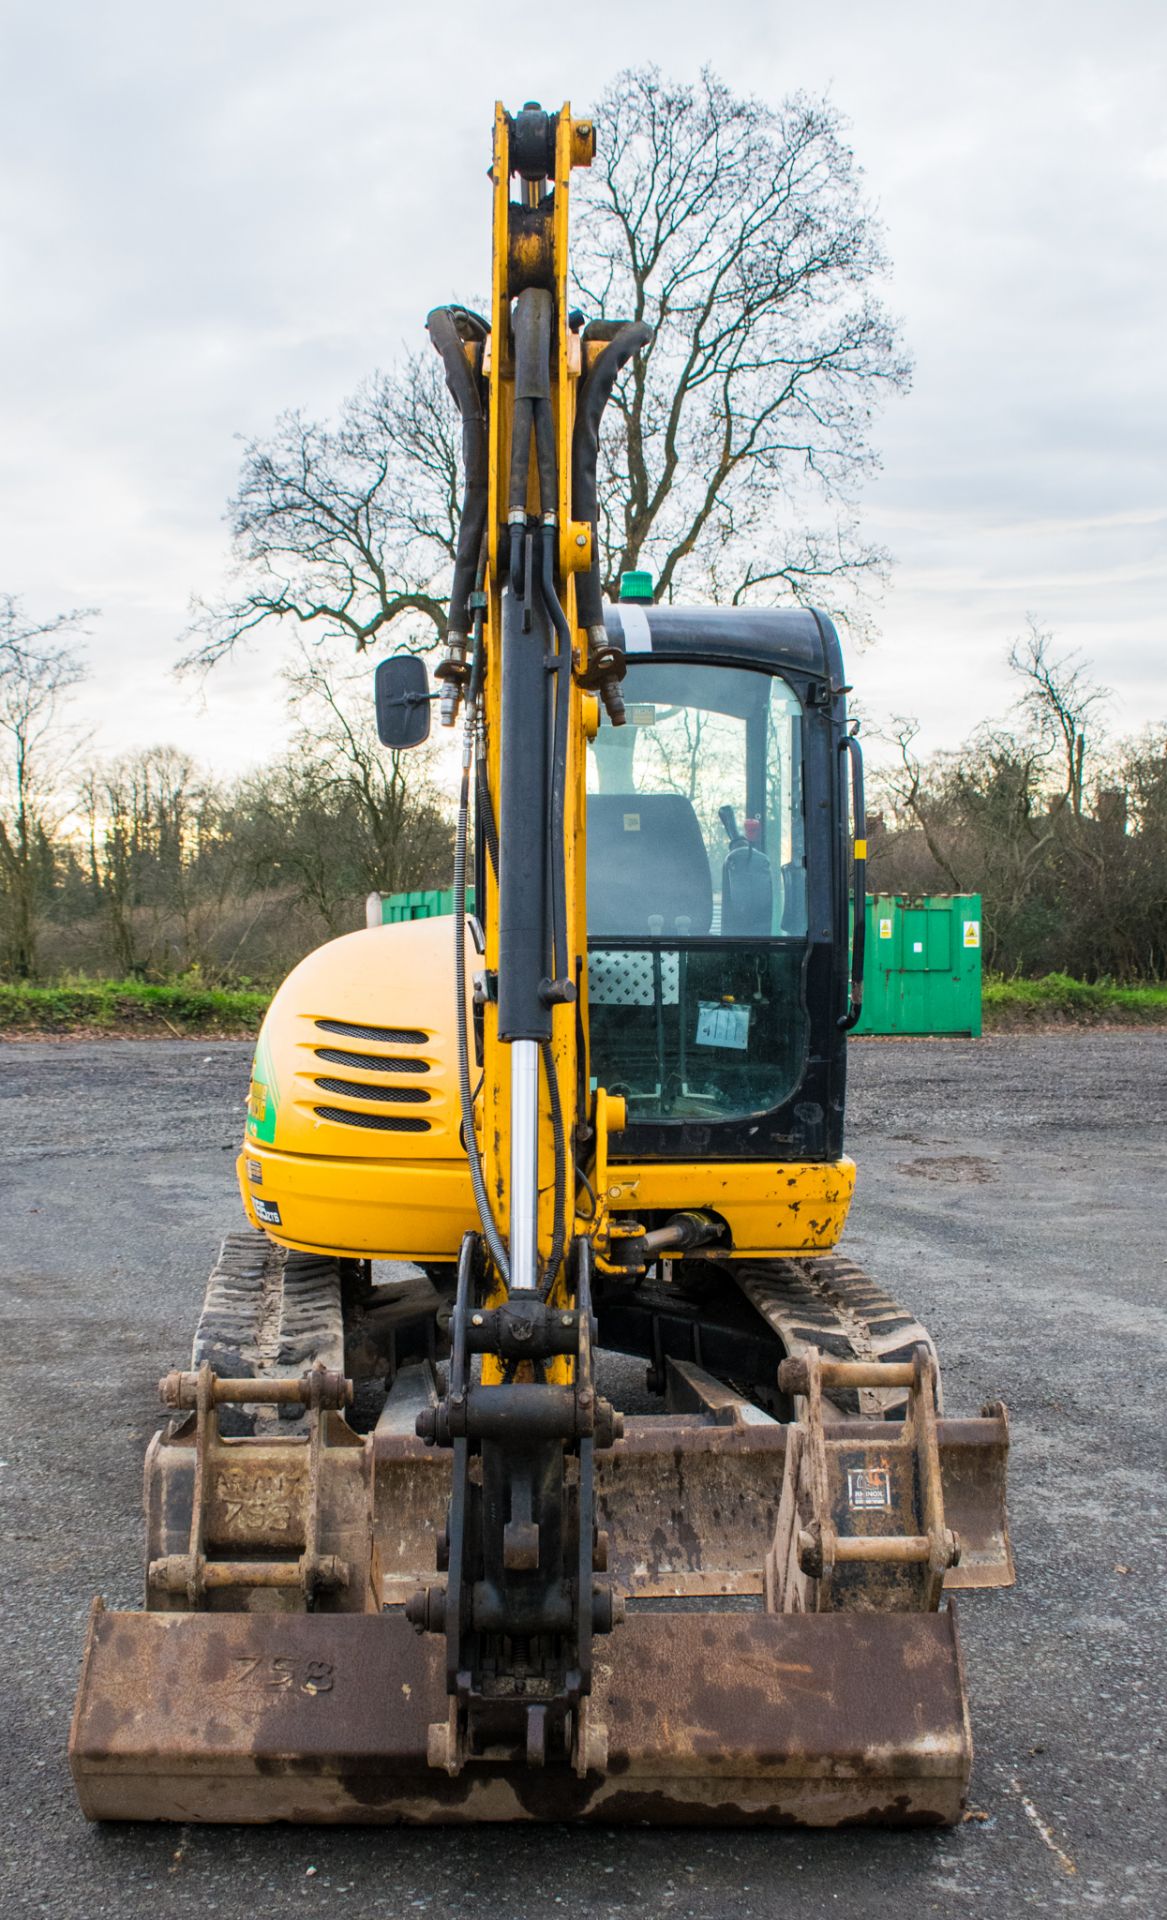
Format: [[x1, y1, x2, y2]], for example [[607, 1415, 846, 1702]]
[[855, 894, 982, 1037], [385, 888, 455, 922], [369, 888, 472, 926]]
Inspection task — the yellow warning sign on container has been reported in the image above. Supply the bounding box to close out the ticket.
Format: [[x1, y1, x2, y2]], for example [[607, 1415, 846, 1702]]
[[963, 921, 981, 948]]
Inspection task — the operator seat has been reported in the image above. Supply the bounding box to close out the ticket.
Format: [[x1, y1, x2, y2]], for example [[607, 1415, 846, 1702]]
[[586, 793, 713, 937]]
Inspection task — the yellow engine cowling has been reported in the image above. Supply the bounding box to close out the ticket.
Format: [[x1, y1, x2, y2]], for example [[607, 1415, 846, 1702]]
[[238, 914, 857, 1264], [237, 916, 479, 1261]]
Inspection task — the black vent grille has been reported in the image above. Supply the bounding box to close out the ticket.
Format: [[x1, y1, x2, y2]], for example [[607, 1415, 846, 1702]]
[[314, 1047, 429, 1074], [315, 1019, 427, 1046], [314, 1106, 430, 1133], [314, 1077, 430, 1104]]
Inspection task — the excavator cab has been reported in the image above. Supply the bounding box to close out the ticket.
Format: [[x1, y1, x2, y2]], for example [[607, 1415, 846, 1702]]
[[586, 605, 848, 1150]]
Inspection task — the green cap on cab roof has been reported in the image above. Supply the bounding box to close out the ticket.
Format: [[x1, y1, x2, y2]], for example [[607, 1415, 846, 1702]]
[[618, 570, 654, 603]]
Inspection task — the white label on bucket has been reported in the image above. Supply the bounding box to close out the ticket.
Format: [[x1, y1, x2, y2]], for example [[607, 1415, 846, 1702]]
[[848, 1467, 892, 1510]]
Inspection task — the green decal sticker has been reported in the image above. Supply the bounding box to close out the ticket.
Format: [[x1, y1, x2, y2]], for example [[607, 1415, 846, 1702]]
[[246, 1023, 280, 1144]]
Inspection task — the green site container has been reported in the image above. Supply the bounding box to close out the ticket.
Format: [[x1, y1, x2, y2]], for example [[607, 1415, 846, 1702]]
[[370, 888, 472, 926], [854, 894, 982, 1037], [372, 889, 983, 1038], [384, 888, 456, 922]]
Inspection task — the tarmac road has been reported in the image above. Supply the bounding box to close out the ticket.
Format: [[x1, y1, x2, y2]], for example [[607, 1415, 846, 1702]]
[[1, 1031, 1164, 1917]]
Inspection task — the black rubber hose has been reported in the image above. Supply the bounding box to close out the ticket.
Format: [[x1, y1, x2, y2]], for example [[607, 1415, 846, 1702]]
[[570, 321, 653, 629], [468, 592, 500, 876], [533, 399, 557, 516], [467, 559, 487, 702], [510, 288, 553, 521], [513, 289, 552, 400], [535, 526, 572, 1298], [476, 752, 500, 876], [425, 306, 488, 639], [539, 526, 573, 986], [509, 396, 534, 516], [454, 714, 510, 1284]]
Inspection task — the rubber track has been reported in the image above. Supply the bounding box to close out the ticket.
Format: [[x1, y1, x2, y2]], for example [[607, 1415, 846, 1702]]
[[191, 1229, 344, 1433], [734, 1254, 939, 1417]]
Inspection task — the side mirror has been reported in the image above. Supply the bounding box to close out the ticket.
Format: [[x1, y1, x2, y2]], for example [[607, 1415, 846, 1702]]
[[374, 655, 431, 749]]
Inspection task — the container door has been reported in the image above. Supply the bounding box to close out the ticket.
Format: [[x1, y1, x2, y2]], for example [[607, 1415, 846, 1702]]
[[902, 909, 929, 971], [926, 907, 952, 971]]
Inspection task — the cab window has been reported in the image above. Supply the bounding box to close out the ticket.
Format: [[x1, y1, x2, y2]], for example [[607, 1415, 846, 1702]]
[[585, 660, 808, 1123]]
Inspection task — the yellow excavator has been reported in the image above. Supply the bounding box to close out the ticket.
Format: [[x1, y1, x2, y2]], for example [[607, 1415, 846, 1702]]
[[70, 99, 1012, 1826]]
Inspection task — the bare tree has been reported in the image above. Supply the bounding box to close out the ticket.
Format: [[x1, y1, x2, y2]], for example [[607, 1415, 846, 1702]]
[[574, 69, 910, 623], [81, 746, 233, 976], [182, 356, 463, 669], [0, 597, 90, 976], [1007, 616, 1110, 816], [870, 621, 1163, 977], [237, 650, 454, 933], [184, 67, 908, 669], [882, 718, 966, 892], [876, 717, 1071, 970]]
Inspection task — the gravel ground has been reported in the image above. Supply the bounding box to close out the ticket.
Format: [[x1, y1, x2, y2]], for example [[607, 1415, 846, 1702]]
[[1, 1032, 1164, 1917]]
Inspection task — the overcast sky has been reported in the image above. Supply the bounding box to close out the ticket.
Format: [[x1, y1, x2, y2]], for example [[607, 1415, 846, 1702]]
[[1, 0, 1163, 777]]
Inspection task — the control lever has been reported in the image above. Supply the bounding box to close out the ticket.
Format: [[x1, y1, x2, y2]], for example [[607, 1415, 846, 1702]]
[[719, 804, 745, 849]]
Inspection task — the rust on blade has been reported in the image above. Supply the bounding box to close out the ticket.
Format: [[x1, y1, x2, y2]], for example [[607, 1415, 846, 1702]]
[[69, 1601, 971, 1826], [598, 1419, 784, 1598]]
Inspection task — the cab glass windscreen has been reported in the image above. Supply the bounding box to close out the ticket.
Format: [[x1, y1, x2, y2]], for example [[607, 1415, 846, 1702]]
[[585, 661, 809, 1123]]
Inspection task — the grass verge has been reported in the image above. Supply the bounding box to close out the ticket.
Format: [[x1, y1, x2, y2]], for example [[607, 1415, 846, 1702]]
[[983, 972, 1167, 1028], [0, 978, 269, 1037], [2, 971, 1165, 1040]]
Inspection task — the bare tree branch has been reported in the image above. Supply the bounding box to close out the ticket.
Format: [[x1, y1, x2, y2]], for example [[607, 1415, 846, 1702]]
[[179, 351, 467, 670], [1008, 615, 1110, 817], [573, 69, 910, 629], [0, 597, 92, 976], [186, 69, 907, 671]]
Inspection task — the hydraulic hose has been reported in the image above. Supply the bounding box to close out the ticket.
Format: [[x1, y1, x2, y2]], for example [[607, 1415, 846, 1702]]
[[425, 306, 489, 641], [571, 322, 653, 630], [533, 400, 557, 515], [539, 526, 573, 988], [454, 691, 510, 1285], [509, 397, 534, 516], [476, 752, 500, 876], [533, 535, 575, 1298], [469, 584, 499, 875], [510, 288, 555, 524]]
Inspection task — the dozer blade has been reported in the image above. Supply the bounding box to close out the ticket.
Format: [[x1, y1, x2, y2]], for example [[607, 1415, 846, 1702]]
[[70, 1597, 970, 1826]]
